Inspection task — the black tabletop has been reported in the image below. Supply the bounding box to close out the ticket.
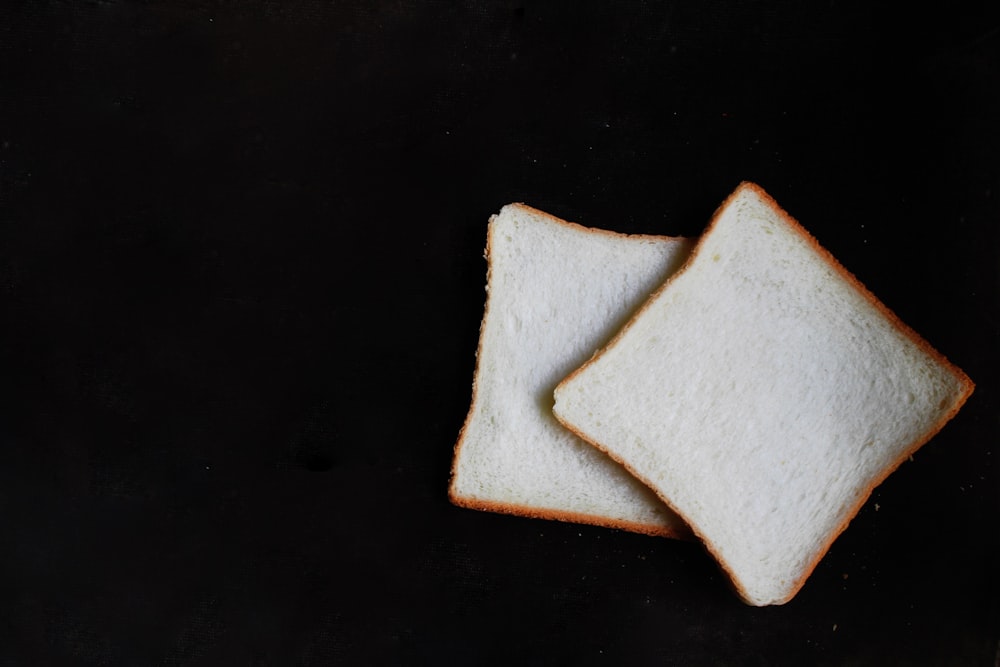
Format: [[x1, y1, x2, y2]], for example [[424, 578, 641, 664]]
[[1, 1, 997, 665]]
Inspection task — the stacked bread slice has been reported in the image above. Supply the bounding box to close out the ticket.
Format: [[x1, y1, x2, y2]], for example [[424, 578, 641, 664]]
[[449, 203, 693, 537], [450, 183, 974, 605]]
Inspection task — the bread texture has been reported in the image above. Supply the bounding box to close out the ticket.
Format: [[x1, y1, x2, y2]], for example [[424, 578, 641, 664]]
[[553, 182, 975, 605], [449, 203, 693, 537]]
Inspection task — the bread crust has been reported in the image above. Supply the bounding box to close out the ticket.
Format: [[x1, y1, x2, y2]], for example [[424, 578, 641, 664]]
[[447, 488, 693, 539], [448, 203, 693, 540], [554, 182, 975, 605]]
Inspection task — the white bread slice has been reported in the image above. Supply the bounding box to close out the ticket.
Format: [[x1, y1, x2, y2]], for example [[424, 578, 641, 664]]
[[553, 182, 975, 605], [449, 203, 693, 537]]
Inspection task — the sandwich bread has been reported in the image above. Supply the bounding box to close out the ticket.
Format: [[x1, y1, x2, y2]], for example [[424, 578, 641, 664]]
[[450, 203, 693, 537]]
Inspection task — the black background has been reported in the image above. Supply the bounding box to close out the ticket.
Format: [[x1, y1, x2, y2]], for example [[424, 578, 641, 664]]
[[1, 1, 998, 664]]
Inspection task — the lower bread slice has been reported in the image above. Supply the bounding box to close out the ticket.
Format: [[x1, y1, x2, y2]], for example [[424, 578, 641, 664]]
[[553, 182, 975, 604], [449, 203, 692, 537]]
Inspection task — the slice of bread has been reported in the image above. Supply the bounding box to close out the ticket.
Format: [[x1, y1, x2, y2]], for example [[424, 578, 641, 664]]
[[449, 203, 693, 537], [553, 182, 975, 605]]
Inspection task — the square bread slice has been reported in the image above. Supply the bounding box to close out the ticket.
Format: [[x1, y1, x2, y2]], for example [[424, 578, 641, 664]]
[[449, 203, 693, 537], [553, 182, 975, 604]]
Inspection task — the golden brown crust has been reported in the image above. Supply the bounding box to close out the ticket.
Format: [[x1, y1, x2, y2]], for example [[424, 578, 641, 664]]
[[447, 208, 498, 512], [554, 181, 975, 605], [448, 202, 692, 539], [448, 486, 694, 540], [505, 202, 691, 244]]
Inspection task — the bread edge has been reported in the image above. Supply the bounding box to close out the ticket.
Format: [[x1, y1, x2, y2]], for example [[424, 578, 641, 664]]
[[448, 202, 694, 541], [448, 490, 693, 539], [552, 181, 976, 605]]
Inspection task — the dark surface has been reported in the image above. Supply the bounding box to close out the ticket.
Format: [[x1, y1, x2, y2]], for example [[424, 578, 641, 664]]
[[1, 1, 998, 664]]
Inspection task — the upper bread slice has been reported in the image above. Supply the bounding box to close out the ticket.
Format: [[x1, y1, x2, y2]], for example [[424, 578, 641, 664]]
[[449, 203, 693, 537], [553, 182, 975, 604]]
